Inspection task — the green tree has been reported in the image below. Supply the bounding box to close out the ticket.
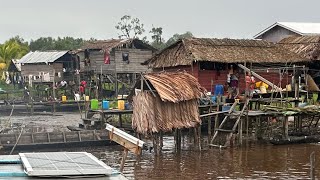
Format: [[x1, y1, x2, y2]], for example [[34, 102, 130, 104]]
[[115, 15, 145, 39], [166, 31, 194, 47], [150, 27, 166, 50], [0, 39, 29, 66], [29, 37, 84, 51]]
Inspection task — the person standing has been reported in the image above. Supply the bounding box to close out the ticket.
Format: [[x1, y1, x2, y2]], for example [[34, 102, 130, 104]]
[[245, 72, 255, 98]]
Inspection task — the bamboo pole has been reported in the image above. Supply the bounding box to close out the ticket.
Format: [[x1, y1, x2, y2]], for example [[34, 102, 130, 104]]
[[10, 128, 24, 155]]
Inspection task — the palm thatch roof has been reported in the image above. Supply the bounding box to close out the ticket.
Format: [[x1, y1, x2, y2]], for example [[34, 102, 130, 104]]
[[132, 71, 206, 135], [279, 35, 320, 61], [81, 39, 155, 51], [144, 72, 206, 103], [145, 37, 308, 68]]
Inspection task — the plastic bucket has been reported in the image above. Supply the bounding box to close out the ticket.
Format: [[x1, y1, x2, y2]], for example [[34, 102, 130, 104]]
[[118, 100, 125, 110], [102, 100, 109, 110], [62, 96, 67, 102], [260, 86, 267, 94], [74, 94, 80, 101], [222, 105, 231, 111], [286, 84, 292, 91], [85, 96, 90, 101], [125, 102, 130, 110], [211, 96, 217, 103], [214, 85, 224, 96], [90, 99, 99, 110]]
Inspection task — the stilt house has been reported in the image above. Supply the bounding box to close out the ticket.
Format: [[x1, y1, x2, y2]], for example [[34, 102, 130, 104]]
[[19, 51, 79, 83], [144, 38, 308, 94], [78, 39, 156, 84], [279, 35, 320, 85]]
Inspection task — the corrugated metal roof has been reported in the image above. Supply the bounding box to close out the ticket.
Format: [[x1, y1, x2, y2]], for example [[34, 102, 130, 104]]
[[254, 22, 320, 39], [19, 51, 69, 64]]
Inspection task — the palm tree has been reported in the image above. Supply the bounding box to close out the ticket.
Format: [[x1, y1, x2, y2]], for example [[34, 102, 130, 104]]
[[0, 40, 29, 67]]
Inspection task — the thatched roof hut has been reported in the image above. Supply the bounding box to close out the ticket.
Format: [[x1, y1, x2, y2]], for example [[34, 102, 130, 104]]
[[279, 35, 320, 61], [132, 71, 206, 135], [144, 37, 308, 68]]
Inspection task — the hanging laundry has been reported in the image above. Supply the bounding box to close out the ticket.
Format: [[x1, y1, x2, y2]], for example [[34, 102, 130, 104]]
[[29, 75, 33, 87], [1, 72, 5, 80], [5, 72, 11, 84], [104, 50, 110, 64], [43, 73, 50, 82]]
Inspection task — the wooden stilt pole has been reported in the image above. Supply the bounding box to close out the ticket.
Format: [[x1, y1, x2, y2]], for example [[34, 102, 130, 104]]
[[208, 117, 212, 143], [194, 127, 197, 147], [198, 126, 201, 151], [238, 118, 243, 146], [160, 131, 163, 149], [310, 151, 315, 180], [120, 148, 129, 172], [283, 116, 289, 139]]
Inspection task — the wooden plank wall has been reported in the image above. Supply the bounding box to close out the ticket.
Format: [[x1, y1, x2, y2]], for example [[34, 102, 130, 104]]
[[21, 63, 63, 82], [114, 49, 152, 73]]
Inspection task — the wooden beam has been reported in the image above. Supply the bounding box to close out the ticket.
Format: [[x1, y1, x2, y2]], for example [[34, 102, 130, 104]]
[[238, 64, 282, 91]]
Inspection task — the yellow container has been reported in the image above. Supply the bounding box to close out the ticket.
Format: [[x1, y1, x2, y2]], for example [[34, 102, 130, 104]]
[[260, 86, 267, 93], [85, 96, 90, 101], [286, 84, 292, 91], [118, 100, 125, 110], [62, 95, 67, 102]]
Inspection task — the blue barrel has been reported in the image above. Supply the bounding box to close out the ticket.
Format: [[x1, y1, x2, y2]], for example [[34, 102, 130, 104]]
[[214, 84, 224, 96], [211, 96, 217, 103], [222, 105, 231, 111], [125, 102, 130, 110], [102, 100, 109, 110]]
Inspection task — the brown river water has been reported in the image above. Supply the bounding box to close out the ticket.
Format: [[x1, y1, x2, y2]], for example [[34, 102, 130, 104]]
[[2, 114, 320, 179], [13, 136, 319, 180]]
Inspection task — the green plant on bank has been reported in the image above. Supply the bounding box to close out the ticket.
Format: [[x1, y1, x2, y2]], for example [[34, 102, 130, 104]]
[[0, 81, 24, 100]]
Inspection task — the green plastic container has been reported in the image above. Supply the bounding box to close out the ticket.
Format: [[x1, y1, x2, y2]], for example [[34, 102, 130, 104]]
[[90, 99, 99, 110]]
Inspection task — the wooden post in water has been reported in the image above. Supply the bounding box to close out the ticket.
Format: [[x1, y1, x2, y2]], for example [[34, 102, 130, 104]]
[[310, 151, 315, 180], [238, 117, 243, 145], [120, 148, 128, 172], [198, 125, 201, 151], [159, 131, 163, 149], [30, 83, 34, 116], [53, 69, 56, 113], [283, 116, 289, 139]]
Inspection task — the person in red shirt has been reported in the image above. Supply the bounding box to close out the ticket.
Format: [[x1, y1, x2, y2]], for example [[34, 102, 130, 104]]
[[245, 72, 255, 98]]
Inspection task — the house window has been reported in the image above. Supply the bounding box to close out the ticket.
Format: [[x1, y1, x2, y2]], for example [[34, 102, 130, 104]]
[[122, 52, 129, 64], [199, 61, 215, 70]]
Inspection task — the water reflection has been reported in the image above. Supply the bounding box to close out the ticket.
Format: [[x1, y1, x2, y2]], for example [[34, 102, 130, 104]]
[[10, 135, 320, 179]]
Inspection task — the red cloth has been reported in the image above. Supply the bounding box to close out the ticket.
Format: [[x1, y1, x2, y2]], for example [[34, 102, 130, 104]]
[[80, 86, 84, 93], [104, 51, 110, 64], [80, 81, 87, 88], [245, 75, 255, 90]]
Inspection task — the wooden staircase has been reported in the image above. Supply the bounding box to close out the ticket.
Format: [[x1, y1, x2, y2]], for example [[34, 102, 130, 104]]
[[209, 99, 250, 148]]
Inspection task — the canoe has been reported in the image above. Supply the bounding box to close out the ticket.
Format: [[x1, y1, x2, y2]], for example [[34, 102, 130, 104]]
[[0, 130, 115, 151]]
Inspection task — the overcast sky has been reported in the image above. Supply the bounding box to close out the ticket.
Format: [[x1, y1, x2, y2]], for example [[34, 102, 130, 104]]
[[0, 0, 319, 43]]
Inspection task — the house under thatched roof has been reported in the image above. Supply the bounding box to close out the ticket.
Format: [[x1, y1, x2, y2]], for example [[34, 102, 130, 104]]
[[145, 37, 308, 68], [278, 35, 320, 61], [81, 39, 155, 51], [132, 72, 206, 135]]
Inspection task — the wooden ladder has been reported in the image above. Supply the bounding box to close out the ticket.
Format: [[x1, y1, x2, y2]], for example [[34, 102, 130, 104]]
[[209, 99, 250, 148]]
